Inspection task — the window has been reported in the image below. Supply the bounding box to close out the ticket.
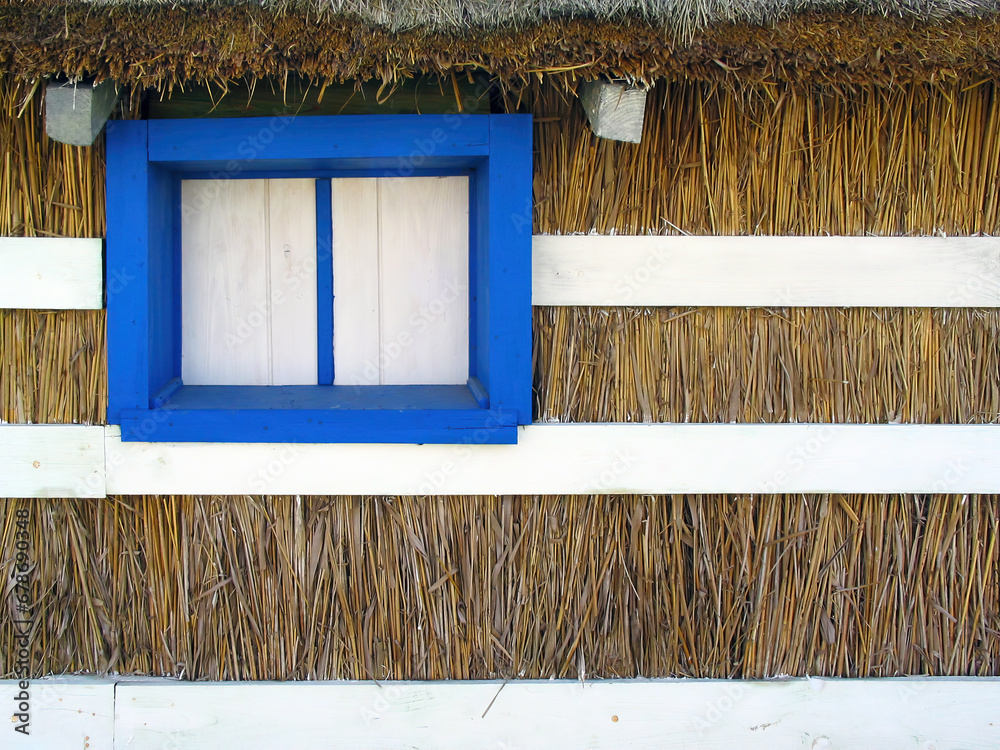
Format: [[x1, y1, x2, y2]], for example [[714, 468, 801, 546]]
[[178, 175, 469, 388], [106, 115, 532, 444]]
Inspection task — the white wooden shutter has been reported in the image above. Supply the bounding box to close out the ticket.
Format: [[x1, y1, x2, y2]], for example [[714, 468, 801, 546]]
[[181, 179, 318, 386], [331, 175, 469, 386]]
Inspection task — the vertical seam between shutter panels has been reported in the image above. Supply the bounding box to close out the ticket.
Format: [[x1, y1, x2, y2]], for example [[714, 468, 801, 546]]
[[264, 179, 274, 385], [376, 178, 385, 386]]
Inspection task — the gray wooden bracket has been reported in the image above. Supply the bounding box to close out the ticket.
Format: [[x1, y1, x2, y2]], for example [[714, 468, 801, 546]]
[[45, 79, 120, 147], [580, 80, 648, 144]]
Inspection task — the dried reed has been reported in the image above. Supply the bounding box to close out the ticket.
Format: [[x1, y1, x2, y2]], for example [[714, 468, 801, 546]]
[[0, 76, 106, 424], [1, 495, 996, 679], [530, 79, 1000, 236], [3, 6, 1000, 89], [535, 307, 1000, 424]]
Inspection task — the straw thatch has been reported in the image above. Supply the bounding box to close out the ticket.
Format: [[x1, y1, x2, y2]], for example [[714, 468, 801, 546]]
[[2, 3, 1000, 88], [75, 0, 1000, 34], [2, 74, 999, 682], [530, 80, 1000, 236], [535, 307, 1000, 424], [528, 79, 1000, 426], [2, 494, 998, 680]]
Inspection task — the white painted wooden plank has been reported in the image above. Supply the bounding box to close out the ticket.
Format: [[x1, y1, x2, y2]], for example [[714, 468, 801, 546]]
[[379, 176, 469, 385], [0, 425, 104, 498], [104, 423, 1000, 496], [267, 179, 318, 385], [181, 180, 270, 385], [532, 235, 1000, 306], [8, 675, 999, 750], [0, 237, 103, 309], [113, 677, 1000, 750], [1, 677, 115, 749], [332, 178, 381, 386]]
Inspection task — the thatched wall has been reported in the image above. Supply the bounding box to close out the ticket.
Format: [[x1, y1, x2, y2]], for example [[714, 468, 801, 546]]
[[0, 79, 106, 425], [2, 494, 998, 680], [530, 80, 1000, 236], [5, 77, 1000, 426], [536, 307, 1000, 424], [1, 74, 999, 680]]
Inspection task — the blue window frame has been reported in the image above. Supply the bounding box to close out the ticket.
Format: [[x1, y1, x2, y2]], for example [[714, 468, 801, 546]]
[[106, 114, 532, 444]]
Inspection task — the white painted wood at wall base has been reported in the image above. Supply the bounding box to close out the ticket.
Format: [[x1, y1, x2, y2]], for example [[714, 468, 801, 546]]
[[0, 425, 104, 498], [4, 676, 998, 750], [113, 677, 1000, 750], [0, 237, 103, 309], [0, 678, 115, 750], [532, 235, 1000, 306], [104, 423, 1000, 496]]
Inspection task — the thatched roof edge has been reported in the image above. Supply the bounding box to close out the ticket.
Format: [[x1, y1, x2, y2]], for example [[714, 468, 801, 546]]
[[71, 0, 1000, 38], [2, 3, 999, 87]]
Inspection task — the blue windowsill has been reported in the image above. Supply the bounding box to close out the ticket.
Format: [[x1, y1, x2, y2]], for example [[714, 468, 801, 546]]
[[120, 384, 517, 443]]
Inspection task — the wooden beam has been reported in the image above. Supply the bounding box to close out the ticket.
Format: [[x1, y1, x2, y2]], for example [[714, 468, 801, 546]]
[[0, 426, 105, 498], [146, 74, 489, 120], [45, 79, 119, 147], [5, 676, 999, 749], [104, 423, 1000, 496], [0, 676, 978, 750], [532, 235, 1000, 307], [9, 234, 996, 311], [1, 421, 996, 499], [1, 677, 114, 748], [579, 80, 648, 143], [0, 237, 103, 309]]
